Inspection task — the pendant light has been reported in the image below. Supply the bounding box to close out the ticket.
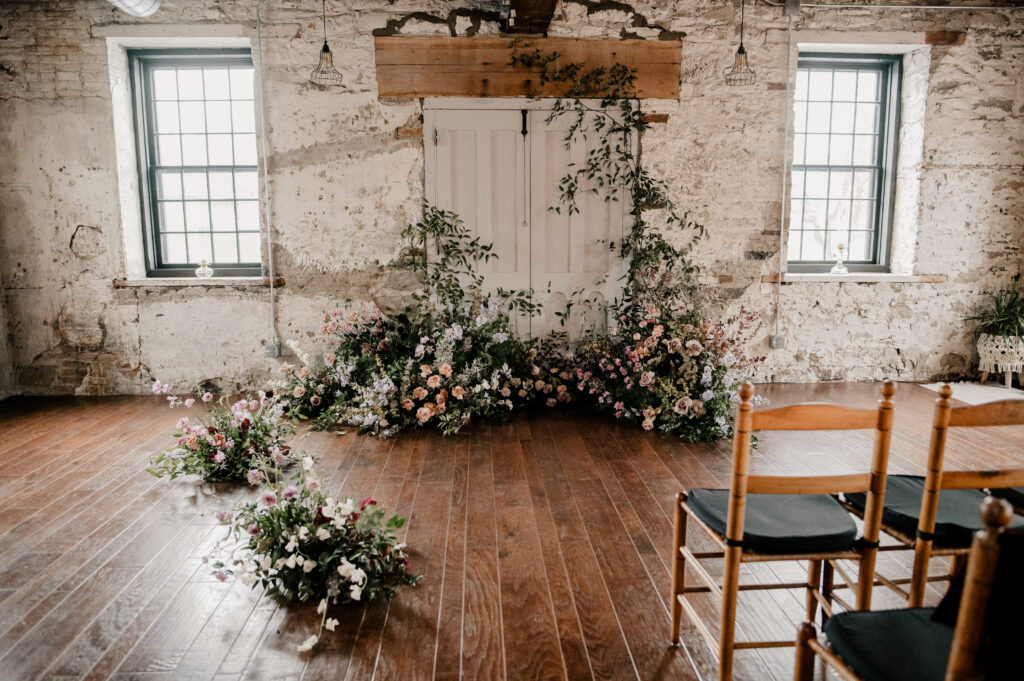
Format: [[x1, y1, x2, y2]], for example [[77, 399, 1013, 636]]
[[724, 0, 756, 86], [309, 0, 343, 87]]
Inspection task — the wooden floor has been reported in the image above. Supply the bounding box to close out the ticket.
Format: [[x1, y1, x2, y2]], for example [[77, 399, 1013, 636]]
[[1, 383, 1022, 681]]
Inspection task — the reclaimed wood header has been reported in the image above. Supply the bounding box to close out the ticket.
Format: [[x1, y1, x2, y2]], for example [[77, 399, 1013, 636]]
[[374, 36, 681, 99]]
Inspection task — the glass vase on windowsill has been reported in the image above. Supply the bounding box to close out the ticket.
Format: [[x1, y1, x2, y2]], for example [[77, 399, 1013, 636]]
[[195, 259, 214, 279], [830, 244, 849, 275]]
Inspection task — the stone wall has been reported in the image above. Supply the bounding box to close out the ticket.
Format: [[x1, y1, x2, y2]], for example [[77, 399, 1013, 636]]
[[0, 0, 1021, 395]]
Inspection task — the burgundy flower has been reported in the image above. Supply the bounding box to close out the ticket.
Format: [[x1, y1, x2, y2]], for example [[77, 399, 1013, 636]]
[[313, 506, 327, 526], [360, 497, 377, 511]]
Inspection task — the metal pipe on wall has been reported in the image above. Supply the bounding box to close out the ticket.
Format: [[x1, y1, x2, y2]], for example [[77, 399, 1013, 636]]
[[256, 0, 280, 354]]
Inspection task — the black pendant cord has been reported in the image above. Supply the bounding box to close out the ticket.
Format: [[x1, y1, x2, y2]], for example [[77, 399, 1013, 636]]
[[739, 0, 746, 51], [322, 0, 328, 46]]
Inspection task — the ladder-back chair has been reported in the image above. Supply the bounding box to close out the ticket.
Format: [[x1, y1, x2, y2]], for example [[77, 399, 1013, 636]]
[[670, 382, 895, 681]]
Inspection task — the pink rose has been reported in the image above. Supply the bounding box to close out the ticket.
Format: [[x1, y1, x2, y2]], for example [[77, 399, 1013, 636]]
[[324, 352, 336, 366], [420, 364, 432, 377], [439, 363, 453, 377], [293, 386, 306, 398], [451, 386, 466, 400], [416, 406, 432, 423], [412, 386, 428, 400], [202, 392, 213, 403], [426, 375, 441, 389], [402, 399, 415, 410]]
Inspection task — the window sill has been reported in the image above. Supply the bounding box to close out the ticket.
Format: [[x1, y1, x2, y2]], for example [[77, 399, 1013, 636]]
[[761, 273, 947, 284], [113, 276, 284, 288]]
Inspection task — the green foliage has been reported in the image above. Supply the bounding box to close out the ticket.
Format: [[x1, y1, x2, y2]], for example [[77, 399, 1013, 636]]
[[514, 47, 707, 313], [969, 285, 1024, 338]]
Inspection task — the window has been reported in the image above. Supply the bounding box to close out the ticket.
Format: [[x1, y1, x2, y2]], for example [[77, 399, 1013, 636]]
[[130, 50, 261, 277], [788, 54, 901, 272]]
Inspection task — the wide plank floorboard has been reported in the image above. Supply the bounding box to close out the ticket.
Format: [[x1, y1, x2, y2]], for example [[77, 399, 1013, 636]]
[[1, 383, 1022, 680]]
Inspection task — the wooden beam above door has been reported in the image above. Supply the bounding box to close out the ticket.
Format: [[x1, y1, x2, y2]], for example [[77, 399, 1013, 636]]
[[374, 36, 681, 100]]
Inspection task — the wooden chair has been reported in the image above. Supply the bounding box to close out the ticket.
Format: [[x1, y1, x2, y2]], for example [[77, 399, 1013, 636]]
[[670, 382, 895, 681], [794, 496, 1018, 681], [839, 385, 1024, 607]]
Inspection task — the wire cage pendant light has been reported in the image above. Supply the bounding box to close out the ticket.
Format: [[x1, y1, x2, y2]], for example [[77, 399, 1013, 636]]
[[725, 0, 757, 86], [309, 0, 343, 87]]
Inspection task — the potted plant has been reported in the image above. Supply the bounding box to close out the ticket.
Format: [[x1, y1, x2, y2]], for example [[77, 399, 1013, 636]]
[[969, 286, 1024, 388]]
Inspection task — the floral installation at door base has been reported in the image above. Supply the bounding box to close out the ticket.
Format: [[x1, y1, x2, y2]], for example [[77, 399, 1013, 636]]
[[147, 382, 297, 483], [208, 457, 420, 654], [274, 54, 766, 441]]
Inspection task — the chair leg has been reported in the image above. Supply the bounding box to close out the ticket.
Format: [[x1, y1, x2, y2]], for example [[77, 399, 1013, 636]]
[[821, 561, 834, 627], [794, 621, 817, 681], [980, 371, 989, 384], [805, 560, 822, 622], [671, 492, 687, 645], [718, 545, 743, 681], [909, 539, 934, 607], [855, 548, 878, 610]]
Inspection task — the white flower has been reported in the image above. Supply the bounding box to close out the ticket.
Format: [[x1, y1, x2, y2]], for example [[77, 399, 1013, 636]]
[[298, 526, 310, 541], [349, 584, 362, 601], [316, 527, 331, 541], [303, 456, 315, 470], [337, 499, 355, 516], [284, 555, 297, 569], [297, 635, 318, 653], [260, 555, 272, 571], [241, 573, 259, 586], [317, 598, 327, 615], [337, 558, 357, 580], [325, 618, 339, 632], [285, 537, 298, 553], [303, 559, 316, 573], [350, 567, 366, 585]]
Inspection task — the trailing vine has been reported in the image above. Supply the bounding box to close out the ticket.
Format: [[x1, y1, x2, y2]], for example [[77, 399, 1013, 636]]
[[512, 46, 706, 318]]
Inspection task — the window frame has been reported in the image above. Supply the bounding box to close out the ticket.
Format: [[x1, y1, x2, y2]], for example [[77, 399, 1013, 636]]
[[787, 52, 902, 273], [128, 48, 262, 278]]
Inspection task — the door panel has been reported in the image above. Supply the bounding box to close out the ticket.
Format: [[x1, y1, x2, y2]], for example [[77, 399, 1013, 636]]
[[529, 110, 627, 340], [428, 106, 628, 341]]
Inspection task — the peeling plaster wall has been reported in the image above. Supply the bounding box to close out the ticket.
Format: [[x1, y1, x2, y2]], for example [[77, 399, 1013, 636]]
[[0, 0, 1021, 395]]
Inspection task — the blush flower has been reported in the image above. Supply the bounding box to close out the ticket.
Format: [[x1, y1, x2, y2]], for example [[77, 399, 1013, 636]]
[[184, 398, 195, 408], [247, 469, 264, 485], [451, 386, 466, 400], [439, 363, 453, 377], [293, 386, 306, 398], [202, 392, 213, 403], [259, 491, 277, 507], [426, 375, 441, 389]]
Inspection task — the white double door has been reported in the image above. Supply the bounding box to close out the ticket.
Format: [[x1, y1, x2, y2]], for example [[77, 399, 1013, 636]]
[[425, 103, 630, 340]]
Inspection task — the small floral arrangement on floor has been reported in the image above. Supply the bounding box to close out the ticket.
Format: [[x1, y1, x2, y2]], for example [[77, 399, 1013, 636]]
[[208, 458, 420, 654], [147, 382, 297, 483]]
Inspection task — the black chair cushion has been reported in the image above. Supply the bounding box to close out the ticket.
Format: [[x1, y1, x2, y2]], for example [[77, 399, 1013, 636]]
[[687, 489, 857, 554], [990, 486, 1024, 509], [824, 608, 953, 681], [844, 475, 1024, 548]]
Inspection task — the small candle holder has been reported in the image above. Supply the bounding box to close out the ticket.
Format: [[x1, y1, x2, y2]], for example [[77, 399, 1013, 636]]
[[194, 259, 214, 279], [830, 243, 849, 275]]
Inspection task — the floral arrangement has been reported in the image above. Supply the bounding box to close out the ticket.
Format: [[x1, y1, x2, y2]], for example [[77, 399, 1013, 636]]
[[147, 382, 297, 483], [272, 55, 767, 442], [209, 458, 420, 653], [571, 304, 763, 440], [275, 207, 542, 438]]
